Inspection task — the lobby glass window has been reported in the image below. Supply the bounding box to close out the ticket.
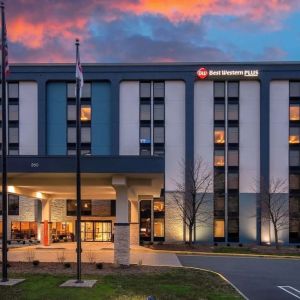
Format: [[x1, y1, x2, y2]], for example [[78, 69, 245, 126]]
[[67, 127, 76, 143], [228, 149, 239, 167], [228, 104, 239, 121], [153, 82, 164, 98], [9, 127, 18, 144], [290, 150, 300, 166], [140, 82, 151, 98], [140, 104, 151, 121], [289, 127, 300, 144], [214, 104, 225, 121], [228, 172, 239, 190], [67, 104, 76, 121], [154, 104, 164, 121], [8, 194, 19, 215], [228, 82, 239, 98], [214, 82, 225, 98], [228, 127, 238, 144], [154, 219, 164, 238], [8, 83, 19, 98], [214, 150, 225, 167], [154, 127, 164, 143], [290, 174, 300, 190], [290, 82, 300, 98], [11, 221, 37, 240], [140, 200, 152, 241], [81, 105, 91, 121], [214, 127, 225, 144], [67, 200, 76, 216], [8, 104, 19, 121], [290, 104, 300, 121], [81, 127, 91, 143]]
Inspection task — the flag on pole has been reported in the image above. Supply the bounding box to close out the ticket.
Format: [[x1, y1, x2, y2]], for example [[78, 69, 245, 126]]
[[75, 43, 83, 97], [1, 6, 9, 76]]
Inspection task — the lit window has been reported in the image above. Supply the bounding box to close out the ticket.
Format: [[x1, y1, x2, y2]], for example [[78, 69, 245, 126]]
[[154, 200, 164, 212], [81, 105, 91, 121], [154, 219, 164, 237], [214, 220, 225, 238], [290, 105, 300, 121], [289, 127, 300, 144], [214, 150, 224, 166], [214, 127, 225, 144]]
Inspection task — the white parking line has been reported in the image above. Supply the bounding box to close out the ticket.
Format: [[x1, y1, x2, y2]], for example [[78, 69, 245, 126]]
[[278, 286, 300, 299]]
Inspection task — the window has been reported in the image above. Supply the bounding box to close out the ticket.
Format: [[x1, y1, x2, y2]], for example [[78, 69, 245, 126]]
[[140, 200, 152, 241], [228, 82, 239, 98], [214, 220, 225, 238], [290, 150, 300, 166], [228, 173, 239, 189], [228, 104, 239, 121], [214, 172, 225, 191], [9, 127, 18, 144], [214, 195, 225, 213], [214, 104, 225, 121], [8, 83, 19, 98], [153, 82, 164, 98], [140, 127, 151, 143], [214, 82, 225, 98], [8, 194, 19, 215], [154, 219, 164, 237], [67, 200, 91, 216], [214, 127, 225, 144], [154, 199, 164, 213], [81, 105, 91, 121], [214, 150, 225, 166], [67, 83, 76, 98], [290, 105, 300, 121], [228, 150, 239, 166], [67, 104, 76, 121], [81, 127, 91, 143], [140, 104, 151, 121], [82, 83, 91, 98], [9, 104, 19, 121], [290, 82, 300, 98], [290, 196, 300, 216], [154, 127, 164, 143], [228, 194, 239, 215], [289, 127, 300, 144], [228, 127, 239, 144], [290, 174, 300, 190], [140, 82, 151, 98], [67, 127, 76, 143], [154, 104, 164, 121]]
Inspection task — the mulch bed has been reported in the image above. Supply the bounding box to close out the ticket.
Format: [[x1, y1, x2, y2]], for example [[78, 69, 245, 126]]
[[145, 243, 300, 255], [3, 262, 174, 275]]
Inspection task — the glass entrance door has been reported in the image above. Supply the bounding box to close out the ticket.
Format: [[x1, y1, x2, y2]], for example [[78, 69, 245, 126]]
[[80, 221, 112, 242], [84, 222, 94, 241]]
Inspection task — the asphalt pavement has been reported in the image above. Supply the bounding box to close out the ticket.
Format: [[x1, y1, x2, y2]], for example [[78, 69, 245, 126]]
[[178, 255, 300, 300]]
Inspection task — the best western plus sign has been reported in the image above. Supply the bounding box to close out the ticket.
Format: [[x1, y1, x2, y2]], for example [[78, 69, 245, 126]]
[[197, 67, 208, 79]]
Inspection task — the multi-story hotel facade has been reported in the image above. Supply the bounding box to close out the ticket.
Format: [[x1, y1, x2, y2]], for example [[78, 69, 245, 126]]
[[0, 62, 300, 262]]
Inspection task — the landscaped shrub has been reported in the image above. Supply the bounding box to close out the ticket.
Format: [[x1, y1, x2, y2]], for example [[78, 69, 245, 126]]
[[25, 249, 35, 262], [64, 262, 71, 268], [85, 249, 96, 263], [239, 243, 243, 247], [32, 260, 40, 266], [57, 250, 66, 264], [96, 262, 103, 269], [214, 242, 218, 247]]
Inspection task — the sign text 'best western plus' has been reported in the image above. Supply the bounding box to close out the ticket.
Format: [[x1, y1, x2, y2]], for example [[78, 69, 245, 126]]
[[197, 67, 259, 79]]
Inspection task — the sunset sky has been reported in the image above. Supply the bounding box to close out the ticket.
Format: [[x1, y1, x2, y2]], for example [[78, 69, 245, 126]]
[[5, 0, 300, 63]]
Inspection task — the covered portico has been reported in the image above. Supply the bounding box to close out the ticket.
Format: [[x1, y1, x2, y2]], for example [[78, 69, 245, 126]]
[[1, 155, 164, 266]]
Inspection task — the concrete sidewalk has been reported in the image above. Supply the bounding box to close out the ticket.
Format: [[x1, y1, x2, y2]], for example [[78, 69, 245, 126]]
[[7, 242, 182, 267]]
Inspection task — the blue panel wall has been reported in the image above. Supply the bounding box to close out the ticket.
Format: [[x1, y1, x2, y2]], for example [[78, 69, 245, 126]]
[[92, 82, 112, 155], [46, 82, 66, 155]]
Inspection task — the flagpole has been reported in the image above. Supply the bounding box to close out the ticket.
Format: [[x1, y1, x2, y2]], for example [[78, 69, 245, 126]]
[[1, 1, 8, 283], [75, 38, 82, 283]]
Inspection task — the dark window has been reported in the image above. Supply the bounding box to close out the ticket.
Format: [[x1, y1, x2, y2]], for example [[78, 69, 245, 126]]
[[228, 82, 239, 98], [82, 83, 91, 98], [140, 200, 152, 241], [111, 200, 116, 216], [67, 127, 76, 143], [290, 174, 300, 190], [290, 150, 300, 166], [228, 194, 239, 216], [140, 104, 151, 121], [290, 82, 300, 98], [154, 104, 164, 121], [9, 127, 19, 144], [228, 150, 239, 167], [140, 126, 151, 143], [214, 82, 225, 98], [153, 82, 164, 98], [214, 172, 225, 191], [9, 104, 19, 121], [0, 194, 19, 215], [154, 127, 164, 143], [140, 82, 151, 98], [228, 104, 239, 121], [228, 173, 239, 190], [66, 200, 91, 216], [228, 127, 239, 144], [214, 194, 225, 215], [67, 83, 76, 98], [67, 104, 76, 121], [81, 127, 91, 143], [214, 104, 225, 121], [8, 83, 19, 98]]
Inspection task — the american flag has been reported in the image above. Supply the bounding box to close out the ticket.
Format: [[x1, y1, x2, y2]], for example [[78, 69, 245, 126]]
[[1, 11, 9, 77], [75, 41, 83, 97]]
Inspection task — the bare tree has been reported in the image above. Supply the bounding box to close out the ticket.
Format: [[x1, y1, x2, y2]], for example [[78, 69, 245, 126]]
[[260, 178, 289, 249], [171, 157, 213, 246]]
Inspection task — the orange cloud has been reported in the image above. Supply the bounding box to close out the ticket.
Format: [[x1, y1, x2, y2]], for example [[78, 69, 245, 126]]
[[113, 0, 297, 23]]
